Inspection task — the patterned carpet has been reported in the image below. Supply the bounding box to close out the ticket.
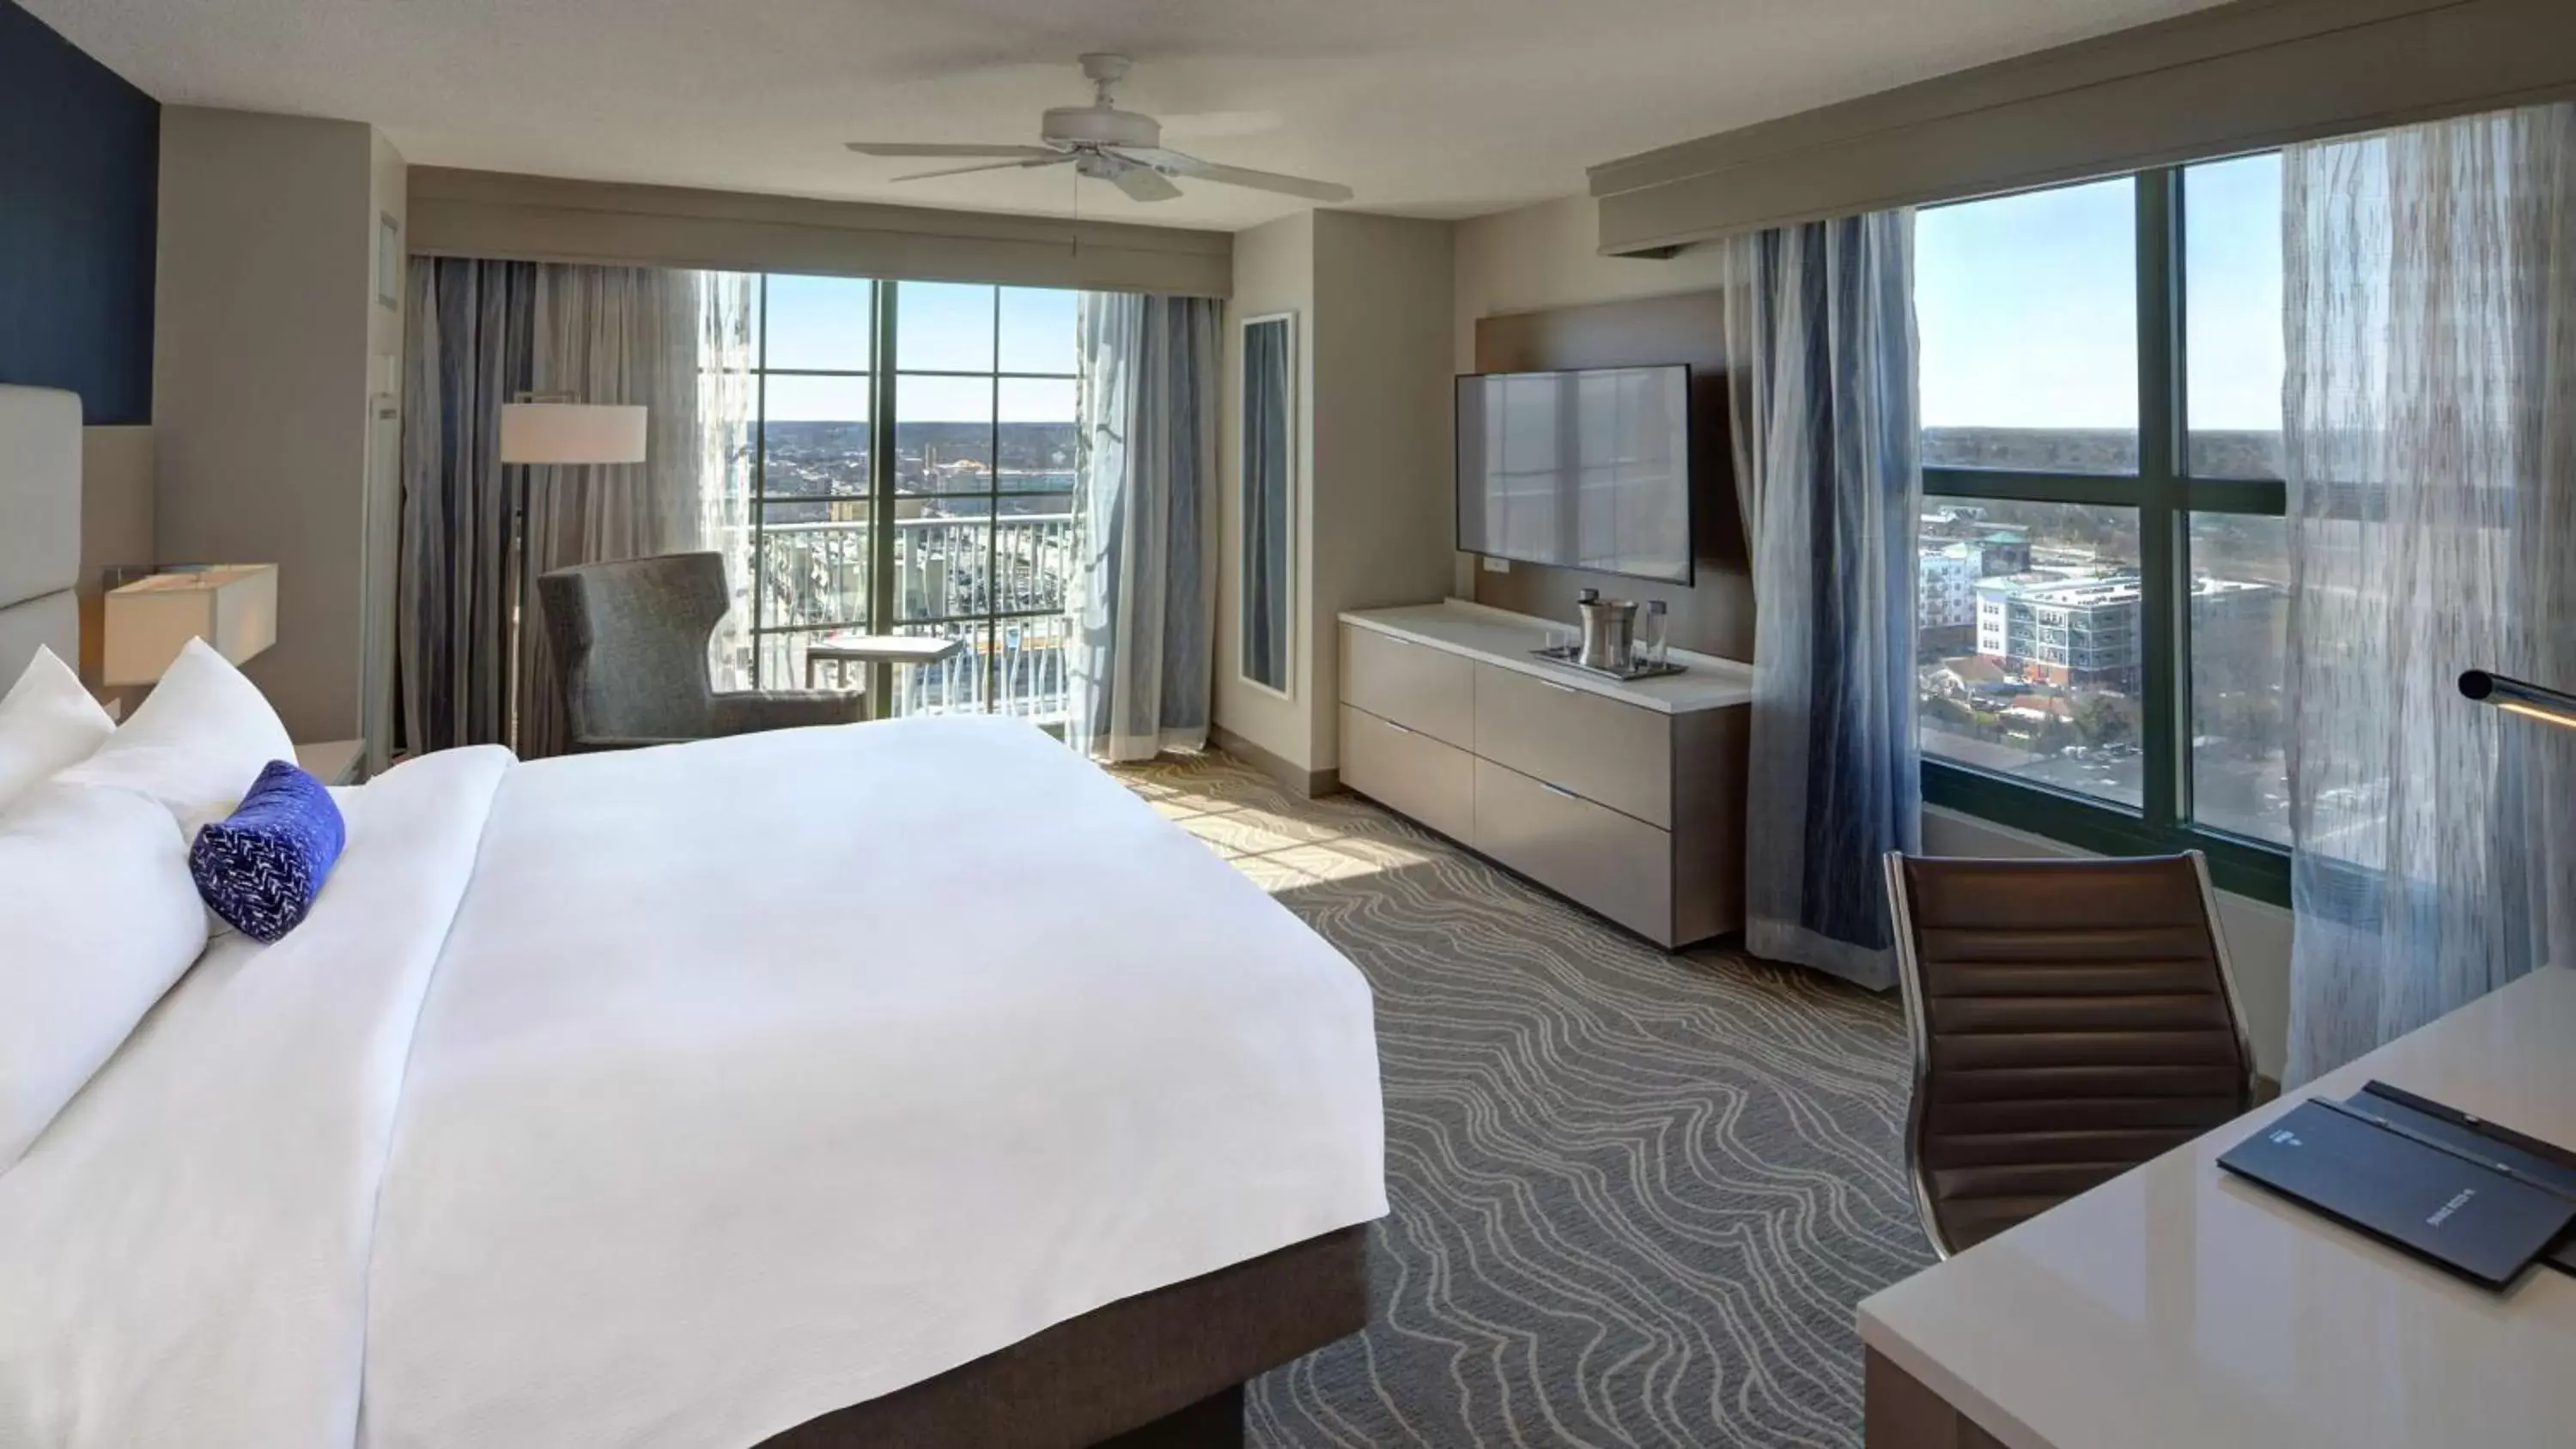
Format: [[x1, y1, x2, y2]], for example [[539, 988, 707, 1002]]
[[1114, 752, 1934, 1449]]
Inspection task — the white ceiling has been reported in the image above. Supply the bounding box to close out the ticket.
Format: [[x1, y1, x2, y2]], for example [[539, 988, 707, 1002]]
[[30, 0, 2229, 232]]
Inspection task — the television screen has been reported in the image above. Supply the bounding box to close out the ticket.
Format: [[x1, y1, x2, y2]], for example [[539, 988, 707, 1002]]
[[1455, 365, 1692, 585]]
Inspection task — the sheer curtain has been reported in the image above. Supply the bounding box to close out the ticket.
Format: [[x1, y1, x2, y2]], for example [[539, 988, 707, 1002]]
[[1068, 292, 1222, 762], [697, 273, 759, 691], [2281, 103, 2576, 1082], [1720, 212, 1923, 991], [402, 260, 719, 757]]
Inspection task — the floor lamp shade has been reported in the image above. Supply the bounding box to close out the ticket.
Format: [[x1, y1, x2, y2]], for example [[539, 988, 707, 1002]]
[[500, 403, 647, 464]]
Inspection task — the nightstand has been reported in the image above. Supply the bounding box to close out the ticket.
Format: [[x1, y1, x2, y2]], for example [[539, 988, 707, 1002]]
[[294, 739, 365, 786]]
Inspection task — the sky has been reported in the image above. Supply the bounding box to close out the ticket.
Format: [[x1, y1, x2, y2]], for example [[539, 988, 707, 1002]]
[[757, 277, 1078, 423], [1916, 151, 2285, 433]]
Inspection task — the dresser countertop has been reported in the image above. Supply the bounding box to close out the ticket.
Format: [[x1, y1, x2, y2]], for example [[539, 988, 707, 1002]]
[[1340, 599, 1754, 714]]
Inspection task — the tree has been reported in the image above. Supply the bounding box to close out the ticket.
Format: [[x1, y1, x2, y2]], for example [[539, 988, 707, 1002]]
[[2070, 691, 2137, 751]]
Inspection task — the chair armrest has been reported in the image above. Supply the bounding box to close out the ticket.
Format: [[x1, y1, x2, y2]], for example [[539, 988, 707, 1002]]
[[709, 689, 869, 736]]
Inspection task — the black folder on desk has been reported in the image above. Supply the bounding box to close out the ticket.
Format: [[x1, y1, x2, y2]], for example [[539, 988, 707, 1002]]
[[2217, 1091, 2576, 1288]]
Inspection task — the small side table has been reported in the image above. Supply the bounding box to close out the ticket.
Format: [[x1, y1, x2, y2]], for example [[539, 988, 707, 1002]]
[[295, 738, 366, 785], [802, 634, 969, 720]]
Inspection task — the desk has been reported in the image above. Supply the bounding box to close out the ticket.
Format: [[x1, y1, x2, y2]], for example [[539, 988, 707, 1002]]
[[1859, 965, 2576, 1449]]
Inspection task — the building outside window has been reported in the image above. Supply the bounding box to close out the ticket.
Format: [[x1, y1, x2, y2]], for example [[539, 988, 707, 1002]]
[[1912, 155, 2292, 898]]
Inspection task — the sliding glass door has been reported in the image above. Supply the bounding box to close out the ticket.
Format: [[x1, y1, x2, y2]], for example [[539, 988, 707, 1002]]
[[743, 276, 1079, 723]]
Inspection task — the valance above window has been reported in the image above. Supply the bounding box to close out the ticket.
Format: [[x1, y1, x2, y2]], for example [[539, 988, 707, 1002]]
[[1589, 0, 2576, 255]]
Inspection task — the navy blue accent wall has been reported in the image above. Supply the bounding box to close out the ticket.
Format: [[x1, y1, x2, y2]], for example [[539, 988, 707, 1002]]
[[0, 0, 157, 425]]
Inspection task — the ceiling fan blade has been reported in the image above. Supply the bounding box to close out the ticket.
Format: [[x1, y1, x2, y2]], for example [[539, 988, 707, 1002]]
[[891, 155, 1074, 183], [1115, 148, 1352, 203], [1110, 166, 1182, 203], [846, 142, 1058, 160]]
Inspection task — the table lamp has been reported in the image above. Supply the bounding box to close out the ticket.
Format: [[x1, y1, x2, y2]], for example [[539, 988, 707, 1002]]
[[101, 564, 279, 686]]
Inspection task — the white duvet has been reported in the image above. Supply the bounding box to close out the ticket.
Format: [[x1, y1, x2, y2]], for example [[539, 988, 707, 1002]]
[[0, 719, 1386, 1448]]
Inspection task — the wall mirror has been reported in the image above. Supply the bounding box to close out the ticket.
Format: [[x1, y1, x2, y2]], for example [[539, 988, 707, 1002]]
[[1239, 312, 1296, 697]]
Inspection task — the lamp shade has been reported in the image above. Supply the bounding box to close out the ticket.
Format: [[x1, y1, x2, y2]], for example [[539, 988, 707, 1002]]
[[102, 564, 279, 686], [500, 403, 647, 464]]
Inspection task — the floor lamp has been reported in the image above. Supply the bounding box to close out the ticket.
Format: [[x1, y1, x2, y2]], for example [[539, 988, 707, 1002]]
[[500, 400, 648, 749]]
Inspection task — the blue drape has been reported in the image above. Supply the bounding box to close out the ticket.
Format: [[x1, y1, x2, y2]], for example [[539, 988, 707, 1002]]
[[1722, 212, 1923, 991]]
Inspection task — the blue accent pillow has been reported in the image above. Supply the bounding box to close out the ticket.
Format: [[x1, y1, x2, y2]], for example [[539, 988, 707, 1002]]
[[188, 761, 346, 943]]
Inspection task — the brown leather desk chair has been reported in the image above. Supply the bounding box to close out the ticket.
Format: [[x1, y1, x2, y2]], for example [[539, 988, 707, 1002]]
[[1881, 852, 2257, 1258]]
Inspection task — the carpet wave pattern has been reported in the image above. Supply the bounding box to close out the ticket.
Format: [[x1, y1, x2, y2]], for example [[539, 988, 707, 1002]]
[[1116, 752, 1933, 1449]]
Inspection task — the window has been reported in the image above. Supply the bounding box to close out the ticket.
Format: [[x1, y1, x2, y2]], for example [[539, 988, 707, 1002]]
[[2184, 153, 2285, 480], [1917, 500, 2143, 809], [744, 277, 1079, 723], [1915, 161, 2291, 900], [2188, 513, 2288, 844], [1918, 178, 2139, 474]]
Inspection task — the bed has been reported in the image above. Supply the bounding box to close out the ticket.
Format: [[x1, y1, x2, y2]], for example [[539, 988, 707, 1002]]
[[0, 384, 1386, 1448]]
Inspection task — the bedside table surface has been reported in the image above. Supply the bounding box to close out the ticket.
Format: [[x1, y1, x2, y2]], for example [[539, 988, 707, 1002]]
[[294, 739, 366, 785]]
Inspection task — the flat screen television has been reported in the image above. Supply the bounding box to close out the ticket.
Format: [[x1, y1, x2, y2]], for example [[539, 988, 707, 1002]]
[[1455, 364, 1692, 585]]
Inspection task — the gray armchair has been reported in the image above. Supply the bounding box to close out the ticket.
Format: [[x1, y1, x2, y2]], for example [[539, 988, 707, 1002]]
[[536, 552, 864, 752]]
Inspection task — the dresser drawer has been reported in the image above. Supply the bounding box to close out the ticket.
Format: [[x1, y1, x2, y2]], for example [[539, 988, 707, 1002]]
[[1473, 757, 1674, 943], [1340, 625, 1474, 748], [1471, 664, 1672, 827], [1340, 705, 1475, 843]]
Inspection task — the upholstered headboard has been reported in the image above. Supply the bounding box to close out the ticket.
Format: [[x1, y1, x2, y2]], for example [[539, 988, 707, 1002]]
[[0, 385, 82, 683]]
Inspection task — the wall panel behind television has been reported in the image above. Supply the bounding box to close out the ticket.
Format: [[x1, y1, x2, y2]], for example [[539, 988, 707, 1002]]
[[1472, 291, 1753, 661], [0, 0, 158, 425]]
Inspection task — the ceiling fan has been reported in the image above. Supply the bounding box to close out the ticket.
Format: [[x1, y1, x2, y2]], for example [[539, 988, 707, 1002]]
[[847, 54, 1352, 205]]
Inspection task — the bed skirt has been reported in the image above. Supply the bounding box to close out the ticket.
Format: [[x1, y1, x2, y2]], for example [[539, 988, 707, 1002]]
[[756, 1225, 1370, 1449]]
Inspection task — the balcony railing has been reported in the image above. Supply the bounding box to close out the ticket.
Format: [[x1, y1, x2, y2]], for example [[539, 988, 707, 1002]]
[[739, 512, 1082, 722]]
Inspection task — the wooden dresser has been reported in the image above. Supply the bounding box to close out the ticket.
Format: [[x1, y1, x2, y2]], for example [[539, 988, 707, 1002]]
[[1337, 599, 1753, 949]]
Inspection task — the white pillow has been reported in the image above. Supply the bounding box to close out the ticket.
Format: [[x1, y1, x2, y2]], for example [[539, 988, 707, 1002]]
[[0, 780, 211, 1172], [0, 646, 115, 810], [56, 637, 295, 831]]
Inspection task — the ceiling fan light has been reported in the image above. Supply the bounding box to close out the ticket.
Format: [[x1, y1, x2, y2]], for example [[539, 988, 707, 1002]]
[[1041, 105, 1161, 150]]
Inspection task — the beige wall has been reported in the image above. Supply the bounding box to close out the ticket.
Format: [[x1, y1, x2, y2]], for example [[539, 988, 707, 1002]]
[[362, 131, 409, 769], [155, 106, 386, 743], [1451, 196, 1725, 368], [1212, 210, 1455, 784], [1214, 212, 1317, 778], [76, 424, 154, 697], [1304, 211, 1455, 774]]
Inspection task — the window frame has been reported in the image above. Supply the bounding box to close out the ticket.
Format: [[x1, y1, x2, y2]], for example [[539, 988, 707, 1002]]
[[744, 277, 1081, 717], [1919, 167, 2291, 906]]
